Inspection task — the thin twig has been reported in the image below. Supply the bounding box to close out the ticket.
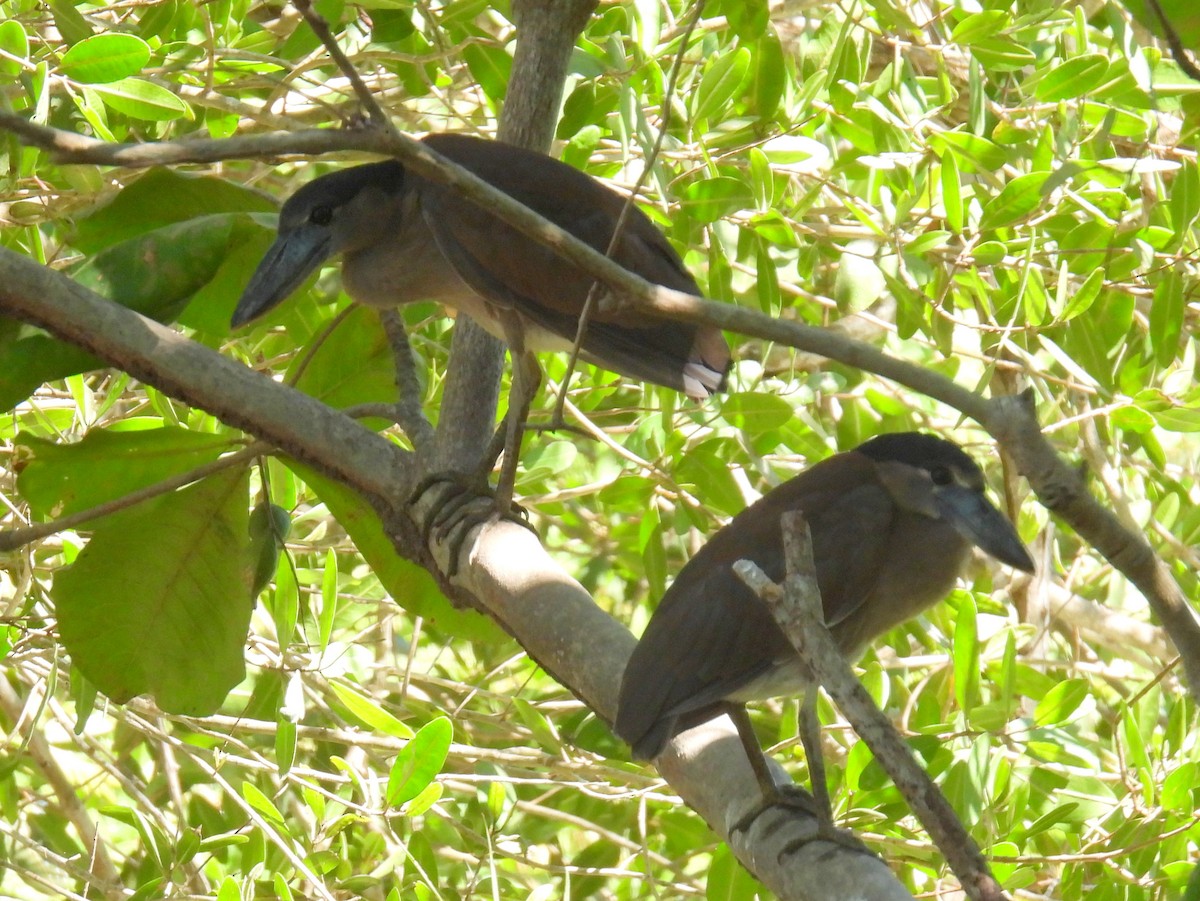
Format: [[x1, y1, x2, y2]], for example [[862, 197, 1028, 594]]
[[1143, 0, 1200, 82], [379, 309, 436, 452], [292, 0, 397, 130]]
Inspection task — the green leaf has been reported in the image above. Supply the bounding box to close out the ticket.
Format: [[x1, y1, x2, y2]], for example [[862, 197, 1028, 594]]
[[387, 717, 452, 807], [750, 31, 785, 119], [675, 442, 745, 517], [68, 169, 275, 254], [60, 33, 150, 83], [1153, 405, 1200, 432], [290, 306, 398, 412], [50, 0, 93, 44], [0, 20, 29, 79], [0, 216, 241, 411], [1149, 270, 1184, 367], [462, 43, 510, 105], [972, 241, 1008, 265], [979, 172, 1050, 231], [241, 782, 287, 827], [1034, 679, 1089, 726], [1161, 761, 1197, 812], [950, 10, 1012, 44], [906, 230, 951, 256], [275, 718, 296, 776], [692, 46, 752, 123], [266, 550, 299, 652], [970, 38, 1037, 71], [929, 131, 1008, 172], [248, 502, 290, 598], [753, 237, 780, 311], [16, 427, 233, 519], [53, 469, 254, 715], [92, 77, 190, 121], [941, 152, 963, 233], [318, 549, 338, 653], [329, 681, 413, 739], [678, 176, 754, 223], [1059, 268, 1104, 321], [1032, 54, 1110, 102], [723, 0, 769, 40], [1170, 160, 1200, 235], [721, 392, 793, 433], [289, 464, 501, 642], [952, 593, 979, 711], [519, 440, 578, 482], [1111, 404, 1156, 434], [834, 242, 885, 313]]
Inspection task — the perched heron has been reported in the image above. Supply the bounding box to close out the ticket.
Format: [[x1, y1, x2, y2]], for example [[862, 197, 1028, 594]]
[[234, 134, 731, 511], [615, 432, 1034, 835]]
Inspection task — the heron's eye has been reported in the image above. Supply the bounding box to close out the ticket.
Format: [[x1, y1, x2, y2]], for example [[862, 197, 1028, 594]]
[[310, 206, 334, 226], [930, 465, 953, 485]]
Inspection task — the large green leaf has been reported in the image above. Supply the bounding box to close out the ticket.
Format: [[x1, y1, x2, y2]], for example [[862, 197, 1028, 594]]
[[92, 77, 190, 121], [979, 172, 1050, 231], [68, 168, 275, 253], [16, 426, 234, 519], [290, 306, 399, 412], [692, 46, 752, 123], [0, 20, 29, 79], [53, 468, 254, 715], [678, 176, 754, 223], [386, 716, 452, 806]]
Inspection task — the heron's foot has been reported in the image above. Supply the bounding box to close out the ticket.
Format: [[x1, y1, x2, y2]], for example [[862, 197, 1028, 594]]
[[731, 783, 872, 859], [731, 781, 819, 834], [409, 472, 535, 577]]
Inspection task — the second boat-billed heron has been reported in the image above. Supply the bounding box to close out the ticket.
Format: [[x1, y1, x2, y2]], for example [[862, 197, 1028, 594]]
[[615, 432, 1034, 828]]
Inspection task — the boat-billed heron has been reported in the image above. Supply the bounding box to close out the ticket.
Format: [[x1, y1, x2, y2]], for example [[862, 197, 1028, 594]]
[[234, 135, 730, 519], [233, 134, 731, 397], [615, 432, 1034, 825]]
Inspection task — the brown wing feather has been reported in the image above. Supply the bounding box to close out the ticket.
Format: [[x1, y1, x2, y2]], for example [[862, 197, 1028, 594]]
[[418, 134, 730, 393]]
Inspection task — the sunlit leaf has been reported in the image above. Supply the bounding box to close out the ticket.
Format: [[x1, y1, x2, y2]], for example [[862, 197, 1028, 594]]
[[387, 717, 452, 807], [329, 681, 414, 740], [60, 33, 150, 83], [92, 77, 189, 120]]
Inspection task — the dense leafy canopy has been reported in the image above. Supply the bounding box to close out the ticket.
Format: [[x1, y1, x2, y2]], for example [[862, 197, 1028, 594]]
[[0, 0, 1197, 898]]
